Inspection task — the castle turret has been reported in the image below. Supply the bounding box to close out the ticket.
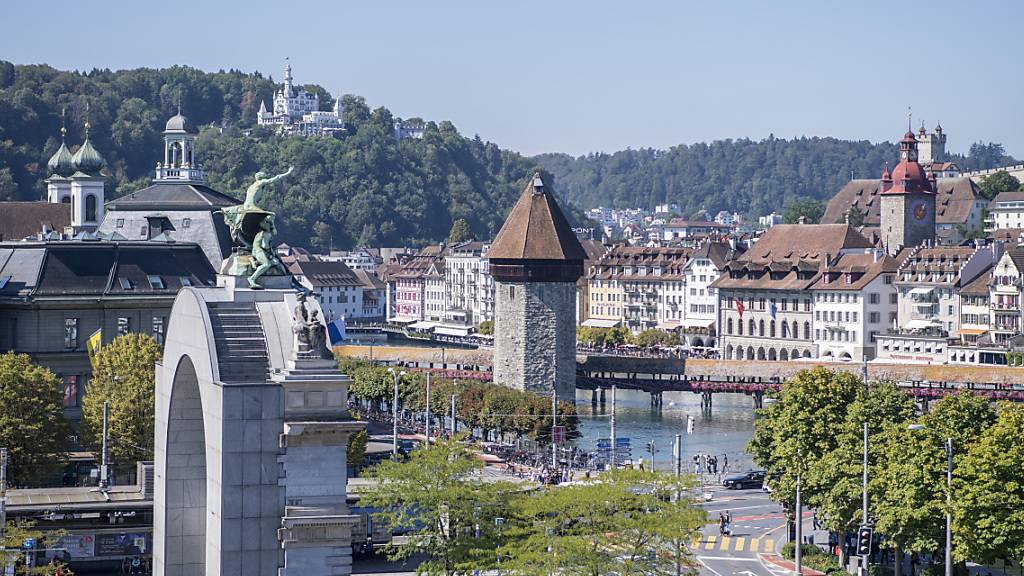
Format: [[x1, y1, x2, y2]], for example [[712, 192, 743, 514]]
[[487, 172, 586, 399]]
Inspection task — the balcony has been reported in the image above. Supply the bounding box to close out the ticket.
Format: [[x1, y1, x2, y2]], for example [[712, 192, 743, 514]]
[[992, 302, 1020, 312]]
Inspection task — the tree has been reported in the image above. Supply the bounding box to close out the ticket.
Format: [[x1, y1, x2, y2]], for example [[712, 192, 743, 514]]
[[630, 328, 680, 348], [502, 469, 706, 576], [477, 320, 494, 335], [0, 352, 71, 486], [361, 437, 518, 575], [81, 333, 161, 466], [952, 403, 1024, 565], [814, 382, 916, 565], [347, 428, 368, 468], [845, 206, 865, 227], [921, 390, 996, 451], [748, 367, 861, 512], [447, 218, 474, 243], [2, 519, 68, 575], [977, 170, 1021, 200], [784, 198, 825, 224]]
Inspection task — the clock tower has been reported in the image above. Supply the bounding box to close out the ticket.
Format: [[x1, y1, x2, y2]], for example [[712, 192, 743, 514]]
[[880, 127, 936, 255]]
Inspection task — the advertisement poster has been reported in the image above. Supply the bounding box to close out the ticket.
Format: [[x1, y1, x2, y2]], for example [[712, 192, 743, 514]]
[[95, 533, 149, 557], [46, 534, 94, 559]]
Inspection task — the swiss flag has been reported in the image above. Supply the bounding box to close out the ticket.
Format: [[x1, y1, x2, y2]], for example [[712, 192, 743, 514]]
[[735, 298, 745, 318]]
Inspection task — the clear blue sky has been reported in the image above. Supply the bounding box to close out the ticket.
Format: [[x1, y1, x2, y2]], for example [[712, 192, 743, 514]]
[[3, 0, 1021, 157]]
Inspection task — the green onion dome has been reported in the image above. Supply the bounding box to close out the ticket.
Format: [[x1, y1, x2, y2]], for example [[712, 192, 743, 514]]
[[47, 141, 75, 177], [72, 137, 106, 175]]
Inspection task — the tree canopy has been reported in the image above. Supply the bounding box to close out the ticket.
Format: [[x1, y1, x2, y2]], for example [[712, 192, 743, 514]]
[[82, 333, 161, 466], [447, 218, 474, 243], [0, 352, 71, 486], [977, 170, 1022, 199]]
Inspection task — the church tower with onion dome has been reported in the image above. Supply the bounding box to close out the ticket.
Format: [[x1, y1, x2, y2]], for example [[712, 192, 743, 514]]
[[880, 125, 936, 255], [487, 172, 586, 399], [68, 114, 106, 229]]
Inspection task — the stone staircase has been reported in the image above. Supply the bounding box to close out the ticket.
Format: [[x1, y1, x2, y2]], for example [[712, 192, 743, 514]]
[[208, 302, 270, 383]]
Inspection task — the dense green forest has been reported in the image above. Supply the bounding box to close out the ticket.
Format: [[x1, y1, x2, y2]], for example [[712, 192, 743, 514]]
[[0, 60, 1015, 249], [535, 139, 1015, 221]]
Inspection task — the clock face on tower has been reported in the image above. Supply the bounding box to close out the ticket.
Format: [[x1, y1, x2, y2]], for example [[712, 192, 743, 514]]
[[912, 199, 929, 222]]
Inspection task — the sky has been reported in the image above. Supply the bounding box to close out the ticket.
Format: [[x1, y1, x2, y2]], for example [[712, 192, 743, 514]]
[[2, 0, 1022, 158]]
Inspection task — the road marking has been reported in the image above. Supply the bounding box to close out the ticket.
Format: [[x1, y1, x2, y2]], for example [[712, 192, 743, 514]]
[[735, 537, 746, 551], [718, 536, 731, 550], [697, 558, 725, 576], [763, 539, 775, 552], [706, 535, 717, 548], [697, 556, 761, 562]]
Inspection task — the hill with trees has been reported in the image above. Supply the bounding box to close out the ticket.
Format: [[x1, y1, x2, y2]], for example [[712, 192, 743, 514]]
[[0, 60, 1015, 248], [535, 138, 1015, 222]]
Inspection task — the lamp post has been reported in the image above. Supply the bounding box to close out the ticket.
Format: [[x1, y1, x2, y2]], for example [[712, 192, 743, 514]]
[[387, 368, 405, 456], [908, 424, 952, 576], [495, 517, 505, 575], [425, 372, 431, 445]]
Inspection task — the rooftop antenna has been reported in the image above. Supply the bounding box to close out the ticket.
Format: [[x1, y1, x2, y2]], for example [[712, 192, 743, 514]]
[[60, 107, 67, 142], [907, 106, 912, 132]]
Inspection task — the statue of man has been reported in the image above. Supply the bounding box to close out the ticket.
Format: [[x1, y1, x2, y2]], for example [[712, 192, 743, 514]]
[[307, 310, 332, 359], [248, 214, 286, 289], [244, 166, 293, 211]]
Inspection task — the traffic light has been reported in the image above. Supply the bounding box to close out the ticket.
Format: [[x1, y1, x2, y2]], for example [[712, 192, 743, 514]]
[[856, 525, 873, 556]]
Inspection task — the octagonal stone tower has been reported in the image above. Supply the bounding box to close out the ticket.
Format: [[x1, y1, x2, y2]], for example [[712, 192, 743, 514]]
[[487, 173, 586, 400]]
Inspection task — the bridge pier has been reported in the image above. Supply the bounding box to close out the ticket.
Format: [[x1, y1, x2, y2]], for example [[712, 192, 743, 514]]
[[591, 388, 598, 405], [599, 387, 606, 407], [650, 391, 663, 408], [701, 391, 713, 413]]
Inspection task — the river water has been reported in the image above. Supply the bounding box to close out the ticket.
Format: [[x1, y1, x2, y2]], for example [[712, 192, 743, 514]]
[[571, 388, 760, 473]]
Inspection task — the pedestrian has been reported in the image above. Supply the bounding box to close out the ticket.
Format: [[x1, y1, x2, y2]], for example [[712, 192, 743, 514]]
[[723, 453, 728, 473], [718, 513, 726, 535]]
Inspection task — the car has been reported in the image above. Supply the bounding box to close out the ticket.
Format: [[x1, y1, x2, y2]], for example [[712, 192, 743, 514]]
[[723, 470, 765, 490]]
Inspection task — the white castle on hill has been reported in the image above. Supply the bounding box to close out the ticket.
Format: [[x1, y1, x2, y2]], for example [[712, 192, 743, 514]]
[[258, 60, 345, 136]]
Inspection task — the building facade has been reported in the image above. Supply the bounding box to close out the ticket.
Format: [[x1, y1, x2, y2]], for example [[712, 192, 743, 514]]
[[257, 61, 344, 136], [444, 241, 494, 327]]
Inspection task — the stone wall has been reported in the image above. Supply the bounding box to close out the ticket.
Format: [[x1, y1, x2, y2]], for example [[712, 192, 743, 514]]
[[493, 281, 576, 399]]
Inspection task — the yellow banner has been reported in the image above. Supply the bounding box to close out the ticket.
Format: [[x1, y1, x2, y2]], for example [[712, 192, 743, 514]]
[[87, 328, 102, 361]]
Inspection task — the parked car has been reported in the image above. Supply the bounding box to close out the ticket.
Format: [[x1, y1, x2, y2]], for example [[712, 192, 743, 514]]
[[723, 470, 765, 490]]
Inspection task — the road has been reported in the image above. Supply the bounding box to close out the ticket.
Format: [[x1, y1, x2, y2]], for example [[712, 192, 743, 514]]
[[693, 485, 792, 576]]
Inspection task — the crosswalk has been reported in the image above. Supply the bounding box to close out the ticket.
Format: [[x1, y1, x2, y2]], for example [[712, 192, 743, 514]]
[[690, 534, 776, 553]]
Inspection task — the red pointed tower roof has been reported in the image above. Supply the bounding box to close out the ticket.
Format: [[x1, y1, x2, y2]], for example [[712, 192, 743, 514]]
[[883, 129, 935, 195]]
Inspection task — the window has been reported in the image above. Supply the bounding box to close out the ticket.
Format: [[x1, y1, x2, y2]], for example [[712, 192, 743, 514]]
[[889, 312, 897, 324], [890, 293, 898, 305], [509, 286, 515, 299], [63, 375, 78, 408], [64, 318, 79, 349], [119, 277, 134, 290], [869, 311, 880, 323], [180, 277, 192, 287], [153, 316, 166, 346], [869, 293, 880, 305], [139, 226, 147, 237], [85, 194, 97, 222], [804, 322, 811, 339], [116, 218, 125, 228], [182, 218, 192, 229], [727, 318, 733, 334], [117, 317, 131, 335]]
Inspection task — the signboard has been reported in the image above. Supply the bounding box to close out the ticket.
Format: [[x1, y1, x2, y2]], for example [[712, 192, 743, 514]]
[[596, 438, 631, 449], [45, 534, 94, 560], [552, 426, 565, 445], [95, 533, 148, 557]]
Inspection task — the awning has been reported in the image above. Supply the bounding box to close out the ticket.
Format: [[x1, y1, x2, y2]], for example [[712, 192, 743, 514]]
[[904, 319, 941, 330], [582, 318, 621, 328], [434, 325, 471, 337], [408, 321, 436, 331], [909, 287, 935, 295], [957, 328, 988, 336], [657, 321, 680, 330], [681, 319, 715, 329]]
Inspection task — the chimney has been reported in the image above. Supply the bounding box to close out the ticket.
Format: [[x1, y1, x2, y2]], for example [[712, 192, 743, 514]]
[[872, 248, 880, 263]]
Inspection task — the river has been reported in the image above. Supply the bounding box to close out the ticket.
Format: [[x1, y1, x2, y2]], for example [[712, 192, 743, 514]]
[[571, 388, 760, 474]]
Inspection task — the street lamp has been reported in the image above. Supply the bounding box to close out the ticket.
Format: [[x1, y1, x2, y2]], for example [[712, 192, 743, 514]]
[[387, 368, 406, 456], [495, 517, 505, 575], [908, 424, 952, 576]]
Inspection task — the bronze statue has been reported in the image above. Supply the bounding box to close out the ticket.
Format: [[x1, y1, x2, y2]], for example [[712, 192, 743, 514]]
[[217, 167, 293, 284], [248, 214, 286, 289]]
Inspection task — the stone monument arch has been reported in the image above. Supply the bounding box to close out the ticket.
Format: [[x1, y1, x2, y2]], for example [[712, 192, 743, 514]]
[[154, 169, 362, 576]]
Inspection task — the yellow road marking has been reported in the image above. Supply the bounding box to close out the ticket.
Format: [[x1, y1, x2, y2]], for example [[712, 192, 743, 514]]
[[763, 538, 775, 552], [718, 536, 731, 550], [734, 537, 745, 551], [705, 535, 717, 550]]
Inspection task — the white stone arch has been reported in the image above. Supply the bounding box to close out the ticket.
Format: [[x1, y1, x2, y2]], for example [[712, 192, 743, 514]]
[[780, 348, 789, 361], [768, 348, 777, 361], [154, 288, 223, 576]]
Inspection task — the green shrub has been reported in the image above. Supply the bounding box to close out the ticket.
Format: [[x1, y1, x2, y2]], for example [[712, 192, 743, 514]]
[[780, 541, 822, 560]]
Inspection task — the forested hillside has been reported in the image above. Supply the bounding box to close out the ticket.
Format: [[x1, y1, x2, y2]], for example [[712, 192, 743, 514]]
[[0, 60, 1015, 248], [535, 139, 1015, 221], [0, 61, 551, 249]]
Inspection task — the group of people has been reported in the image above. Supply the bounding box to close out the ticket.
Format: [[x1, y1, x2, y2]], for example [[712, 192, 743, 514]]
[[717, 511, 733, 536], [693, 452, 727, 475]]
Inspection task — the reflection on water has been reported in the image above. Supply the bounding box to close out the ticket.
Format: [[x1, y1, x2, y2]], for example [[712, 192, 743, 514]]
[[572, 388, 759, 472]]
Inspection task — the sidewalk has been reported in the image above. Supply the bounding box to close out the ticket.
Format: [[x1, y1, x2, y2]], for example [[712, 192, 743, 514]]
[[760, 553, 826, 576]]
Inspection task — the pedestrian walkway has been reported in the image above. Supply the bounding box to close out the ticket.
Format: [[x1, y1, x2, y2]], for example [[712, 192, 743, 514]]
[[690, 534, 776, 553], [760, 553, 826, 576]]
